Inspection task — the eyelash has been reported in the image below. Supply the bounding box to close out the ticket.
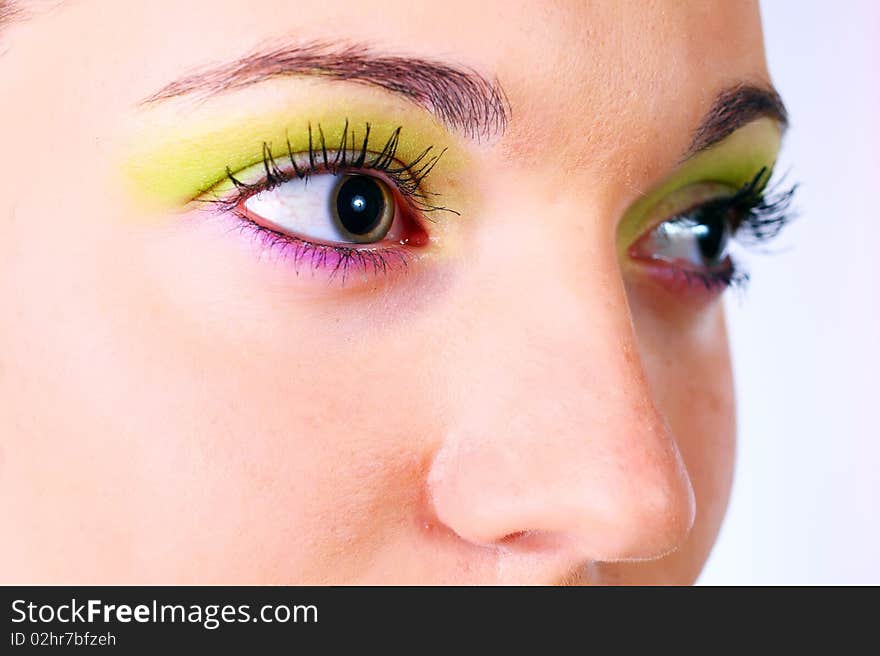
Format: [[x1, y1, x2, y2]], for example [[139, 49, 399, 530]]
[[202, 120, 456, 283], [667, 167, 798, 293]]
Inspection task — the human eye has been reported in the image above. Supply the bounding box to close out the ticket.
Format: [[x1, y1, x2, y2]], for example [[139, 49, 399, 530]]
[[628, 167, 797, 298], [202, 120, 455, 284]]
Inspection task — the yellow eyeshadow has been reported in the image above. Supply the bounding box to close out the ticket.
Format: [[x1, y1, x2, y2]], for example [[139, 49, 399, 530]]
[[121, 101, 470, 212], [617, 118, 784, 248]]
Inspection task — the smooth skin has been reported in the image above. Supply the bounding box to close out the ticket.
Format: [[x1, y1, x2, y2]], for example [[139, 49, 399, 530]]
[[0, 0, 775, 584]]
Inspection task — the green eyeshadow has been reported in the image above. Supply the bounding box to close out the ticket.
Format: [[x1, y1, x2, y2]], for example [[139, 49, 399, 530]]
[[121, 101, 468, 213], [617, 118, 783, 249]]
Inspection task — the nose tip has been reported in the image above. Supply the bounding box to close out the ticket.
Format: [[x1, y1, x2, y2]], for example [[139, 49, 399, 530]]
[[426, 415, 697, 563], [599, 445, 697, 560]]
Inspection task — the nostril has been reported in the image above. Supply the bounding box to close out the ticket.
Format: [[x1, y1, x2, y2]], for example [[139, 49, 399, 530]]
[[494, 530, 572, 553], [499, 530, 530, 543]]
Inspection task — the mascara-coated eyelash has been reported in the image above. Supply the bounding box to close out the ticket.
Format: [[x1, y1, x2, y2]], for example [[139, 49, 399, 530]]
[[630, 167, 798, 295], [719, 166, 798, 245], [200, 120, 457, 284], [213, 119, 454, 216]]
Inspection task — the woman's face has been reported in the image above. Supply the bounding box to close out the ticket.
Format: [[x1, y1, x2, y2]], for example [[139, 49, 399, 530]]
[[0, 0, 784, 584]]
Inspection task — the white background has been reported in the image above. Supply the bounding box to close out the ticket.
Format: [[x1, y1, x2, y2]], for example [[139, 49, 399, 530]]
[[699, 0, 879, 584]]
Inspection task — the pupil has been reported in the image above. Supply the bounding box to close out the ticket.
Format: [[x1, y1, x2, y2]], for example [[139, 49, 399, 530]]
[[335, 176, 386, 235], [695, 211, 729, 262]]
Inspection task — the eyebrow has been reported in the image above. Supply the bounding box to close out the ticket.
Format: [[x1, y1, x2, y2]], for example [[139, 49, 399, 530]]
[[684, 83, 788, 160], [141, 41, 510, 141], [0, 0, 22, 32]]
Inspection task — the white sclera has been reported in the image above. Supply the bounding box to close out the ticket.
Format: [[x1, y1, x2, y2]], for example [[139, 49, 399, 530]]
[[651, 220, 709, 263], [645, 217, 732, 268], [244, 174, 346, 243]]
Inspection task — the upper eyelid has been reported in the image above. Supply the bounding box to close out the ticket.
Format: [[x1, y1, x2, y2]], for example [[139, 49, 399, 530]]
[[216, 152, 407, 200], [207, 121, 396, 191], [200, 125, 459, 219], [622, 173, 768, 257], [227, 123, 437, 183], [120, 91, 473, 213], [637, 173, 797, 255], [629, 181, 745, 237], [668, 169, 772, 219]]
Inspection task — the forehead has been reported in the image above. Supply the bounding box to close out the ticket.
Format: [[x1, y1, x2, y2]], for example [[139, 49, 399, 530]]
[[7, 0, 767, 95], [3, 0, 769, 179]]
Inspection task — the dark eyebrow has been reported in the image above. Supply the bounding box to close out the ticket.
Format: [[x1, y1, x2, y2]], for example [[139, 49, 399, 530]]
[[141, 41, 510, 141], [684, 83, 788, 160]]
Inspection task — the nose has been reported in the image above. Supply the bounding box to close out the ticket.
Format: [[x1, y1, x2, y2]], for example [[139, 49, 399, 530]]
[[426, 194, 696, 564]]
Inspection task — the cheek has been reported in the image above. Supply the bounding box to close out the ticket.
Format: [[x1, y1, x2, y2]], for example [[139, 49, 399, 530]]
[[123, 218, 446, 582], [136, 239, 446, 583], [0, 186, 441, 582], [122, 271, 443, 583], [646, 306, 736, 557], [604, 283, 736, 583]]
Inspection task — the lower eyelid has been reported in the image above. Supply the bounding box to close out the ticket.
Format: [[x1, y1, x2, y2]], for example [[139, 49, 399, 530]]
[[626, 257, 744, 307], [196, 163, 435, 284], [226, 210, 416, 283]]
